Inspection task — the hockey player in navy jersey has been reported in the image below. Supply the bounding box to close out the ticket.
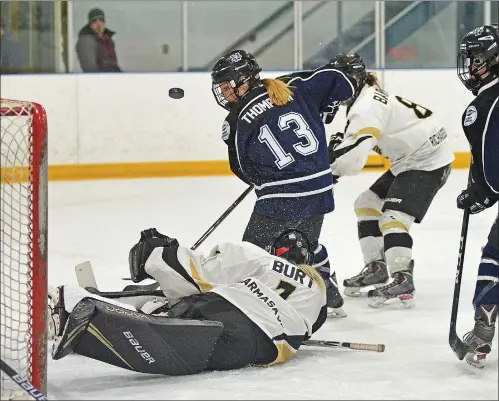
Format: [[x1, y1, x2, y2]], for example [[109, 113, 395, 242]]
[[456, 24, 499, 368], [211, 50, 358, 317]]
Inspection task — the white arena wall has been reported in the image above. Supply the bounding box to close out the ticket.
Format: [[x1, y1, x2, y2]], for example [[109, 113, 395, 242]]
[[1, 70, 473, 180]]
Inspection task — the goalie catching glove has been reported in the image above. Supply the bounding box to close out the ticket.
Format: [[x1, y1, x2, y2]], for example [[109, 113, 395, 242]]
[[129, 228, 178, 283]]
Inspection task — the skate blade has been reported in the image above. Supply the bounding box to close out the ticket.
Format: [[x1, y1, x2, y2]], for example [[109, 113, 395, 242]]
[[344, 287, 365, 297], [465, 352, 486, 369], [47, 286, 61, 341], [344, 283, 387, 298], [327, 306, 347, 318], [368, 293, 415, 309], [47, 312, 59, 342]]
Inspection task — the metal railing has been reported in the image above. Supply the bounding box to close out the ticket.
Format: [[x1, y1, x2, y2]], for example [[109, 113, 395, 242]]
[[1, 0, 496, 73]]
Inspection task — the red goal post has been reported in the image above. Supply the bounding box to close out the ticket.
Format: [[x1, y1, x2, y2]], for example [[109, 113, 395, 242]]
[[1, 98, 48, 398]]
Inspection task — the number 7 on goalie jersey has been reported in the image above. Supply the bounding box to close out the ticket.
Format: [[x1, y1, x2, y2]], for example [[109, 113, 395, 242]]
[[143, 236, 327, 362]]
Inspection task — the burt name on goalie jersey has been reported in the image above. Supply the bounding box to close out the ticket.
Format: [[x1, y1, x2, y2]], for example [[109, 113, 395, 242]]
[[50, 228, 327, 376], [237, 258, 316, 324]]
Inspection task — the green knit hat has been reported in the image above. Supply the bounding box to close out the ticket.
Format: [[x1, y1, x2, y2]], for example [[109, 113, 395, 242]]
[[88, 8, 105, 22]]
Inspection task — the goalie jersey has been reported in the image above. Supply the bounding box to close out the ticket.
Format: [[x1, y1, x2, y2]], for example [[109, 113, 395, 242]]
[[331, 85, 455, 177], [222, 66, 355, 220], [144, 240, 327, 366]]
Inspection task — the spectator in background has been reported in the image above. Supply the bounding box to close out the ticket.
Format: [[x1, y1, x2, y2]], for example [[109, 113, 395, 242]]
[[0, 17, 22, 73], [76, 8, 122, 72]]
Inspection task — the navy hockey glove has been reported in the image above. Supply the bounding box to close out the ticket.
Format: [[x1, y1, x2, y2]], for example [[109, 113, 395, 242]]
[[456, 188, 494, 214], [328, 132, 344, 164], [129, 228, 178, 283]]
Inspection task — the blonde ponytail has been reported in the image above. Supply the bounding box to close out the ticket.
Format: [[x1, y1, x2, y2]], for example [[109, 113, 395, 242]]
[[297, 264, 326, 293], [262, 78, 292, 106]]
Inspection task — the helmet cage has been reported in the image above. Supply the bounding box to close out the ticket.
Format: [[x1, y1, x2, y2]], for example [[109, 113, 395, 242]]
[[211, 50, 261, 111], [457, 25, 499, 93], [211, 78, 240, 111]]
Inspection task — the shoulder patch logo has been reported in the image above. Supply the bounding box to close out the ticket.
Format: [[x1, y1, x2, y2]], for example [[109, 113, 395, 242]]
[[221, 120, 230, 140], [464, 106, 477, 126]]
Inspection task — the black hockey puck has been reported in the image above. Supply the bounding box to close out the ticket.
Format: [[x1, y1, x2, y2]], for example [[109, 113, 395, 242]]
[[169, 87, 184, 99]]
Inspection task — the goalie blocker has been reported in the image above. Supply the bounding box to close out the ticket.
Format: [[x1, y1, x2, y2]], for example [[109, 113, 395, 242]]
[[51, 287, 278, 375]]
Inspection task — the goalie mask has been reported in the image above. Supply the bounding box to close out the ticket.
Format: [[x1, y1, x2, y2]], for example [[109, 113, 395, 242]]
[[268, 229, 313, 265], [458, 24, 499, 95], [211, 50, 262, 111]]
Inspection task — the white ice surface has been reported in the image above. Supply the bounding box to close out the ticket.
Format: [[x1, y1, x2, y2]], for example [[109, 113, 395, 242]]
[[46, 170, 498, 400]]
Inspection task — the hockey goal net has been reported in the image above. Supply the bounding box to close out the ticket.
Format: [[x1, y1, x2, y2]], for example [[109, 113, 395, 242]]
[[1, 99, 48, 399]]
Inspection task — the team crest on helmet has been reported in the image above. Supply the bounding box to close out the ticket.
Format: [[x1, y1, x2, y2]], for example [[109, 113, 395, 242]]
[[472, 26, 484, 36], [229, 52, 243, 63]]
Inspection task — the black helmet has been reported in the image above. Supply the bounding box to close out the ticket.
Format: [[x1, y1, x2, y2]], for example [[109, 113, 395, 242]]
[[268, 229, 313, 265], [329, 52, 365, 104], [458, 24, 499, 95], [211, 50, 262, 111]]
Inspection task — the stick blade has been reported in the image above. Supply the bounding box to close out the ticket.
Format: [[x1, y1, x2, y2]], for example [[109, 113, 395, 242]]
[[449, 329, 468, 360], [75, 261, 98, 290]]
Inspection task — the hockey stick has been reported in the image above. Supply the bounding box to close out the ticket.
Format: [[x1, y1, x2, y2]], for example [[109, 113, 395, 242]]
[[74, 265, 385, 354], [76, 185, 254, 290], [449, 206, 471, 360], [75, 261, 161, 293], [191, 184, 254, 250], [77, 185, 254, 288], [449, 169, 474, 360], [75, 261, 97, 289], [0, 359, 48, 400], [125, 183, 253, 279], [303, 339, 385, 353]]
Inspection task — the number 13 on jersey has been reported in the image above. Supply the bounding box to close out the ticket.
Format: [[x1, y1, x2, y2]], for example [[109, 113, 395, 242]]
[[258, 112, 319, 169]]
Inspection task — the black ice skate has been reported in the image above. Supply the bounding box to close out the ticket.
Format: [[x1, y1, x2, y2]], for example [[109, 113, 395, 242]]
[[326, 272, 347, 318], [367, 261, 415, 308], [343, 260, 389, 297], [463, 304, 498, 369]]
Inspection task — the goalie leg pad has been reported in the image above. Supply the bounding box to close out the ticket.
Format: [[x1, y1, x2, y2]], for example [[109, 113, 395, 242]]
[[59, 297, 224, 375], [168, 292, 278, 370], [52, 296, 96, 360]]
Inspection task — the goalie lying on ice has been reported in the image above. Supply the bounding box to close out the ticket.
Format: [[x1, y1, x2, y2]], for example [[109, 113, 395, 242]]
[[49, 228, 327, 375]]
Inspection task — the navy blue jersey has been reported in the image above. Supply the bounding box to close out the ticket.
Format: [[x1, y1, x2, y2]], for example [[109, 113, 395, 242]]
[[462, 78, 499, 200], [222, 66, 355, 220]]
